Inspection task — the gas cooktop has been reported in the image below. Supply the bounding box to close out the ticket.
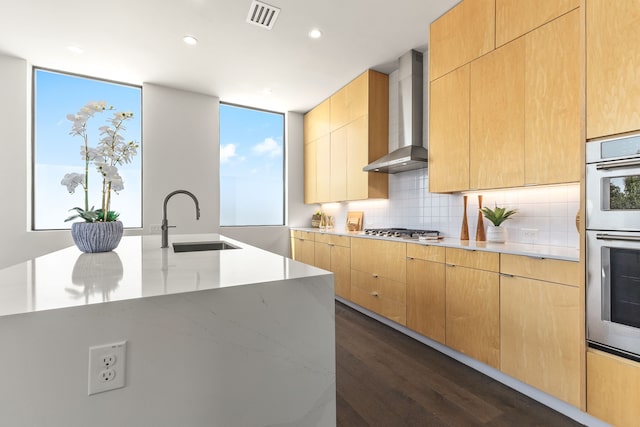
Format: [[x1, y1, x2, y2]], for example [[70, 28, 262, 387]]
[[363, 228, 440, 240]]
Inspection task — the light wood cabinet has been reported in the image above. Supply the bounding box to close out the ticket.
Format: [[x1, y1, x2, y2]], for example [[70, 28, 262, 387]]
[[351, 238, 407, 325], [495, 0, 579, 47], [290, 230, 315, 265], [430, 9, 580, 192], [586, 0, 640, 139], [446, 264, 500, 369], [314, 233, 351, 299], [428, 65, 470, 193], [445, 247, 500, 271], [524, 9, 581, 185], [303, 98, 330, 143], [445, 248, 500, 369], [429, 0, 495, 81], [303, 141, 317, 204], [406, 244, 446, 344], [303, 70, 389, 203], [316, 135, 331, 202], [500, 274, 582, 407], [470, 38, 525, 190], [501, 253, 581, 287], [330, 126, 347, 201], [587, 349, 640, 427]]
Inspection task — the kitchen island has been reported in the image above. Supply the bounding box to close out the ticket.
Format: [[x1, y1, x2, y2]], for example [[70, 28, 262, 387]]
[[0, 234, 336, 427]]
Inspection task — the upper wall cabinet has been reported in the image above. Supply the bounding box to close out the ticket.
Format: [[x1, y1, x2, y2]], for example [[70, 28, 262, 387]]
[[586, 0, 640, 139], [524, 9, 580, 185], [429, 65, 470, 193], [470, 38, 525, 190], [495, 0, 579, 47], [429, 0, 495, 82], [429, 7, 581, 192], [303, 70, 389, 204], [303, 98, 330, 143]]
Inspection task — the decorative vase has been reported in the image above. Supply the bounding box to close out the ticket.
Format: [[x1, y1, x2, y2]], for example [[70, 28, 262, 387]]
[[486, 225, 507, 243], [460, 195, 469, 240], [71, 221, 123, 253], [476, 195, 486, 242]]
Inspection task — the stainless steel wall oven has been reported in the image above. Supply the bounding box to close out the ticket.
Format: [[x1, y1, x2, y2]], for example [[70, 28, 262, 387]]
[[586, 134, 640, 361]]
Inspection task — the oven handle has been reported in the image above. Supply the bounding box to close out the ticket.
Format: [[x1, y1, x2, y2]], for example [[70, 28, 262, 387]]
[[595, 158, 640, 170], [596, 233, 640, 242]]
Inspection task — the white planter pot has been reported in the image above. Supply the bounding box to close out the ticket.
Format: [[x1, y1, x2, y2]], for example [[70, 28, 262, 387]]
[[486, 225, 507, 243], [71, 221, 123, 253]]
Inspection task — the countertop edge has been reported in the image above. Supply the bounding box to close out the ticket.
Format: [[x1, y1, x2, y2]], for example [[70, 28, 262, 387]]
[[290, 227, 580, 262]]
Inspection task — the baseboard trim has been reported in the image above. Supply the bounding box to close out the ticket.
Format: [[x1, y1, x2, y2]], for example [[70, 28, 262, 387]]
[[335, 297, 610, 427]]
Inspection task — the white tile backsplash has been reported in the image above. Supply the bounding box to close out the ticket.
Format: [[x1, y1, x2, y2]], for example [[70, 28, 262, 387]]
[[320, 168, 580, 248]]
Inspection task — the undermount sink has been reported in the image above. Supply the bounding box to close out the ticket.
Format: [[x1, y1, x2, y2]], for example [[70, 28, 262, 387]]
[[172, 241, 240, 252]]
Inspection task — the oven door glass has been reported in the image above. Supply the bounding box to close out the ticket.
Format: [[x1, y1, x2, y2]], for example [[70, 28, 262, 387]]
[[587, 231, 640, 358], [607, 247, 640, 329], [587, 162, 640, 230]]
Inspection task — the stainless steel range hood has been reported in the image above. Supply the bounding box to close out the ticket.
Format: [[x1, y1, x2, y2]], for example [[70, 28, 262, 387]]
[[364, 49, 426, 174]]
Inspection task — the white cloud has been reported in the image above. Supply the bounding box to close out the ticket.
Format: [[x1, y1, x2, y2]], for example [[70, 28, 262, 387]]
[[220, 144, 237, 163], [252, 137, 281, 158]]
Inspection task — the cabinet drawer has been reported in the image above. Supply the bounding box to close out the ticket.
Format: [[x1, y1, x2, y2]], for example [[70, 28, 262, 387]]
[[315, 233, 350, 247], [445, 247, 499, 272], [351, 285, 406, 326], [351, 238, 406, 282], [351, 269, 406, 304], [501, 254, 581, 287], [291, 230, 315, 241], [407, 243, 445, 263]]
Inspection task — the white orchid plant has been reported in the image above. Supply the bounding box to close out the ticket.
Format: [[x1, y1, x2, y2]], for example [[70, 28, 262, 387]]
[[61, 101, 138, 223]]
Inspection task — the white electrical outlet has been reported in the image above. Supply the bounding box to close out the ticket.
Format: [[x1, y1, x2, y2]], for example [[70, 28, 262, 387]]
[[88, 341, 126, 395], [150, 224, 162, 234]]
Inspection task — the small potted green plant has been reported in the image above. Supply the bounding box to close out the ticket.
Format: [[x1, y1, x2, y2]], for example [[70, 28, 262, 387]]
[[480, 205, 518, 243]]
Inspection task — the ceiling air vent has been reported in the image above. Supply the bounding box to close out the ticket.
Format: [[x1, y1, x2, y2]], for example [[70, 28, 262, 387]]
[[246, 0, 280, 30]]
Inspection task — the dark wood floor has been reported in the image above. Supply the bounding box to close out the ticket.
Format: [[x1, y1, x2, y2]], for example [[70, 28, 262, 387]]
[[335, 302, 584, 427]]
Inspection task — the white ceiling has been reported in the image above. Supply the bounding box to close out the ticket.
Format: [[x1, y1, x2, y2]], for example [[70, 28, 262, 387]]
[[0, 0, 459, 113]]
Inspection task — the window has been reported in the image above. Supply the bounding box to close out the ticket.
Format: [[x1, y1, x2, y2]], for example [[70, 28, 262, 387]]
[[219, 103, 284, 226], [33, 69, 142, 230]]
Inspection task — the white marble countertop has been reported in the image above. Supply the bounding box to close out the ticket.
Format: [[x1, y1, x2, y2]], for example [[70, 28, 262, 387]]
[[0, 234, 330, 318], [292, 227, 580, 262]]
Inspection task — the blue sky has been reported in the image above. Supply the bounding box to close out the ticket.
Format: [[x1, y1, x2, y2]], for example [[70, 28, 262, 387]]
[[34, 69, 142, 229], [219, 104, 284, 226]]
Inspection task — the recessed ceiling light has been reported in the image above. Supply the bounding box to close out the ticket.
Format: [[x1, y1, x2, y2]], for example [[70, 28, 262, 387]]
[[67, 45, 84, 54], [308, 28, 322, 39], [183, 35, 198, 45]]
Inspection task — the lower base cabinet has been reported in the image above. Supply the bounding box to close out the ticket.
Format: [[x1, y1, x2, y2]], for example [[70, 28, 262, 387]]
[[445, 265, 500, 369], [290, 230, 315, 265], [587, 349, 640, 427], [314, 233, 351, 299], [406, 244, 446, 344], [501, 275, 582, 407], [350, 269, 406, 325], [350, 238, 407, 325]]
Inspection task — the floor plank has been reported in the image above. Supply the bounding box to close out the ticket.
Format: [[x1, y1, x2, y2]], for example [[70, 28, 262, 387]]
[[335, 301, 584, 427]]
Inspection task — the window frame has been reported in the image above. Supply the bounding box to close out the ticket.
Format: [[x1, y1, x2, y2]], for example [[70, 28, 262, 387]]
[[31, 66, 143, 231], [219, 101, 286, 227]]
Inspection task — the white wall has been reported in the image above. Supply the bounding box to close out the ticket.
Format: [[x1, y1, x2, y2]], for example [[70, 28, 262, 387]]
[[142, 83, 219, 236], [0, 55, 74, 269]]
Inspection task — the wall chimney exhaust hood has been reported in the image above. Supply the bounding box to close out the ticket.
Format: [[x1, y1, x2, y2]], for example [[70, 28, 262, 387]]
[[363, 49, 426, 174]]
